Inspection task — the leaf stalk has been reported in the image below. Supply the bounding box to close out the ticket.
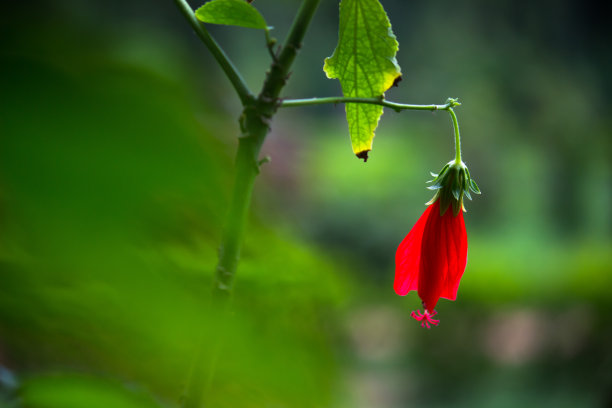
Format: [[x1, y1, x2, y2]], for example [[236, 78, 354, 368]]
[[173, 0, 254, 104], [280, 96, 459, 112], [281, 96, 463, 164]]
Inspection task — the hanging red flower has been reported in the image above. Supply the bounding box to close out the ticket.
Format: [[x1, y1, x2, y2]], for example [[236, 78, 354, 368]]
[[394, 161, 480, 328]]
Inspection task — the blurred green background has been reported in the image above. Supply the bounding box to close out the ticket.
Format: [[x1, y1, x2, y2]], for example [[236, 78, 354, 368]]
[[1, 0, 611, 407]]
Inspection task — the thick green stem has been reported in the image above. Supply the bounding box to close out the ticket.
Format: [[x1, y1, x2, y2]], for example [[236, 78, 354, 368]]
[[173, 0, 254, 104], [212, 0, 322, 297], [180, 114, 265, 408], [179, 1, 322, 407], [448, 107, 462, 164], [212, 118, 266, 295]]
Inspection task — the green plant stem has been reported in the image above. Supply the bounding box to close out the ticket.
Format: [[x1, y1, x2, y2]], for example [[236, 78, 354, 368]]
[[212, 0, 322, 296], [448, 107, 462, 164], [179, 1, 322, 407], [212, 134, 262, 295], [173, 0, 254, 105], [280, 97, 455, 112], [280, 96, 461, 164], [282, 96, 463, 163]]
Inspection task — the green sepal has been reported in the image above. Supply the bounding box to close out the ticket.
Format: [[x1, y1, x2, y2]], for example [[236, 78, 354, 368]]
[[469, 178, 481, 194], [464, 189, 472, 201], [452, 185, 460, 201], [427, 160, 480, 216]]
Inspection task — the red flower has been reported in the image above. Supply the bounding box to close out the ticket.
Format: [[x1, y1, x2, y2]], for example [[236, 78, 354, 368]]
[[394, 162, 478, 328]]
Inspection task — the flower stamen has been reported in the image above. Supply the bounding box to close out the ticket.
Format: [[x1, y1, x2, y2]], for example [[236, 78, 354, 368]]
[[410, 309, 440, 329]]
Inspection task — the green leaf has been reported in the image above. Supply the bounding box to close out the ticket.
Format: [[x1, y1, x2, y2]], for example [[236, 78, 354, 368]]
[[195, 0, 268, 30], [324, 0, 401, 160], [21, 375, 162, 408]]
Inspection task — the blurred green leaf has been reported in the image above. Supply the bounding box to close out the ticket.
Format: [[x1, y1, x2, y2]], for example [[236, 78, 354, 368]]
[[195, 0, 268, 30], [20, 375, 161, 408], [324, 0, 401, 158], [0, 55, 348, 407]]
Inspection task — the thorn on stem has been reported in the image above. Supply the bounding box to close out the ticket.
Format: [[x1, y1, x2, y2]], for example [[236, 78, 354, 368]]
[[258, 156, 271, 167]]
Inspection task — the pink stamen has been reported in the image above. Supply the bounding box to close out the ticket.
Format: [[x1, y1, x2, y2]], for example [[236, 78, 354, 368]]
[[410, 309, 440, 329]]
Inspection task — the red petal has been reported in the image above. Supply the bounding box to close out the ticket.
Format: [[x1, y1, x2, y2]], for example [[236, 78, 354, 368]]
[[418, 202, 468, 310], [439, 209, 467, 301], [418, 201, 445, 310], [394, 204, 434, 296]]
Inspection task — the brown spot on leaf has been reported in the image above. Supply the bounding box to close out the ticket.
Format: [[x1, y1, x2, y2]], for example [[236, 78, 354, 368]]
[[356, 150, 370, 162], [392, 75, 402, 87]]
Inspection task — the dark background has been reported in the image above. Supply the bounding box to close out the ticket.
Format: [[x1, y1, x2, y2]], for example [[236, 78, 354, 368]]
[[1, 1, 611, 407]]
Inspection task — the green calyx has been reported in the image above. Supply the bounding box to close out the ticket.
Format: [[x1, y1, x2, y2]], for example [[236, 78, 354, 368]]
[[426, 161, 481, 216]]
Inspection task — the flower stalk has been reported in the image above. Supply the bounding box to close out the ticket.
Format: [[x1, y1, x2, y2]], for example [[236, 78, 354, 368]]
[[448, 106, 462, 164]]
